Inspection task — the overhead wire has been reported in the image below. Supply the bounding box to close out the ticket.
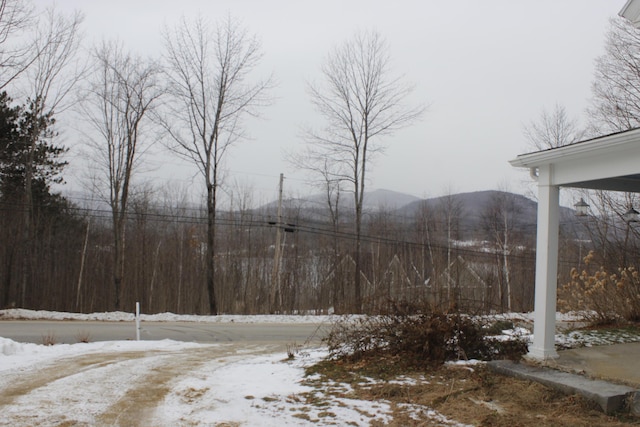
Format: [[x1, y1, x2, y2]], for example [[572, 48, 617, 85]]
[[0, 194, 612, 269]]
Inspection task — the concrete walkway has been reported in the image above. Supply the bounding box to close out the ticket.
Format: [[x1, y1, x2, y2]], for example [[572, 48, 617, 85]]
[[553, 342, 640, 388]]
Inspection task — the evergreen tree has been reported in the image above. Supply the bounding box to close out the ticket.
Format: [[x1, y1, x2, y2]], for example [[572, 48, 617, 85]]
[[0, 91, 78, 309], [0, 92, 68, 223]]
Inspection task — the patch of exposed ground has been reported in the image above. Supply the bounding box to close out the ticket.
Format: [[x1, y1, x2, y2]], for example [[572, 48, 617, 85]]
[[303, 358, 640, 426]]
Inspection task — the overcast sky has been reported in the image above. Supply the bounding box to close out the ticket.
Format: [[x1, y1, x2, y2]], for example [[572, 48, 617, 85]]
[[41, 0, 627, 204]]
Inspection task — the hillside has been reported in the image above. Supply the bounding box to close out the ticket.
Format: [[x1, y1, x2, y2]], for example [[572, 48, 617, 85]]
[[263, 188, 422, 212], [262, 189, 578, 241]]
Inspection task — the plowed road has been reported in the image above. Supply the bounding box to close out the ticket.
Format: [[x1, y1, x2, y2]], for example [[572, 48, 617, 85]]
[[0, 320, 327, 345]]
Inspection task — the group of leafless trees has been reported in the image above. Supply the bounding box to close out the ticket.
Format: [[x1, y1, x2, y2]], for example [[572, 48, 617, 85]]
[[0, 0, 639, 316], [0, 2, 276, 314], [523, 16, 640, 277], [3, 183, 547, 315]]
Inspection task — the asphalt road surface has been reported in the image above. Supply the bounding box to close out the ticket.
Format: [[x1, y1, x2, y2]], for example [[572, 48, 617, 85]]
[[0, 320, 329, 345]]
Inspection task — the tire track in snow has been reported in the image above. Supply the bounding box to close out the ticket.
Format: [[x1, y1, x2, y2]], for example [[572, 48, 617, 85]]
[[97, 343, 282, 426], [0, 343, 282, 426], [0, 350, 169, 426], [0, 351, 148, 407]]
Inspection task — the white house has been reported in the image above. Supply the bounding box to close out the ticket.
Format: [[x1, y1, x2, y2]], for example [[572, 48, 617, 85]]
[[510, 0, 640, 360], [510, 129, 640, 358]]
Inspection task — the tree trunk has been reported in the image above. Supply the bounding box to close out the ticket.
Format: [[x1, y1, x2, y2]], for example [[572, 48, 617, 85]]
[[206, 183, 218, 315], [113, 220, 124, 311], [20, 131, 37, 307], [354, 194, 363, 314], [75, 219, 90, 311]]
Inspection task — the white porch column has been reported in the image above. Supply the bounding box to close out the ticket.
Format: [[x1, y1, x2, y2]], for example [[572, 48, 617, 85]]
[[528, 165, 560, 360]]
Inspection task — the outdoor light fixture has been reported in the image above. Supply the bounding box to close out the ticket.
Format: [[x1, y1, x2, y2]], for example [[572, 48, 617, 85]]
[[624, 206, 640, 223], [574, 198, 590, 217]]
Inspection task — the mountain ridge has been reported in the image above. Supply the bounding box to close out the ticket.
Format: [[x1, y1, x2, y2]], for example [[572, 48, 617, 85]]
[[259, 188, 578, 240]]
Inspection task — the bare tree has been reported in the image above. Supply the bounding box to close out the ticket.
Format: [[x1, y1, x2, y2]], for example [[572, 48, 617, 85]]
[[437, 191, 462, 308], [481, 191, 522, 312], [22, 6, 83, 225], [577, 17, 640, 274], [0, 0, 35, 89], [161, 15, 272, 314], [523, 103, 583, 151], [288, 152, 346, 312], [414, 200, 437, 299], [15, 6, 83, 307], [81, 40, 162, 310], [588, 17, 640, 134], [304, 30, 425, 313]]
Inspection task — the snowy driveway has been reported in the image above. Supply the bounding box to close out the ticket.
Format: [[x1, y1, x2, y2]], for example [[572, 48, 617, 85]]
[[0, 340, 332, 426], [0, 310, 471, 426]]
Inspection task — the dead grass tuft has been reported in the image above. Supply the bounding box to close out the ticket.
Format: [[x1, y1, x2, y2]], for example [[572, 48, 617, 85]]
[[41, 331, 57, 346], [75, 330, 91, 343]]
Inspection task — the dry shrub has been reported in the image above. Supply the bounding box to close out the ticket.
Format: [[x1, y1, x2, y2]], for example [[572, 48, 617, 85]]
[[324, 301, 527, 368], [41, 331, 57, 346], [75, 330, 91, 343], [558, 251, 640, 324]]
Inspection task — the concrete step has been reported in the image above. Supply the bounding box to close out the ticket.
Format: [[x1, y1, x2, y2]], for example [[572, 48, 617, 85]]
[[488, 360, 638, 414]]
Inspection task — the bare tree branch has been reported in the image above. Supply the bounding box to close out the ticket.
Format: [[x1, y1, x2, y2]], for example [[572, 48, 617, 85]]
[[523, 103, 584, 151], [0, 0, 35, 89], [588, 17, 640, 134]]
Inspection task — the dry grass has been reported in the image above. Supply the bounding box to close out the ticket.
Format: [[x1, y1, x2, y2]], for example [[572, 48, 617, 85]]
[[75, 330, 91, 343], [305, 358, 640, 426], [41, 331, 57, 346]]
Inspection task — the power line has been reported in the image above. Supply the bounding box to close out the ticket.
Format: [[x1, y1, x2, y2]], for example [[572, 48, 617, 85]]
[[3, 192, 634, 269]]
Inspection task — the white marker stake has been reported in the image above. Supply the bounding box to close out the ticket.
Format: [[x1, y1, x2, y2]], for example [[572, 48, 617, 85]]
[[135, 302, 141, 341]]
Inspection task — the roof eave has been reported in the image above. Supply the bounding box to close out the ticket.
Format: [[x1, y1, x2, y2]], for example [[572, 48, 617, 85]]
[[620, 0, 640, 28], [510, 128, 640, 168]]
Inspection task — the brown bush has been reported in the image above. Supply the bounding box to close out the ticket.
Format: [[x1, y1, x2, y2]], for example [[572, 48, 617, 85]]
[[558, 251, 640, 324], [324, 301, 527, 368]]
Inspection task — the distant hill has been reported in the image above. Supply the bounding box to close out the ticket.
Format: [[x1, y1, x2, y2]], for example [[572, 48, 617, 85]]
[[260, 189, 579, 240], [397, 190, 576, 238], [358, 189, 422, 210], [397, 190, 539, 219], [262, 188, 421, 212]]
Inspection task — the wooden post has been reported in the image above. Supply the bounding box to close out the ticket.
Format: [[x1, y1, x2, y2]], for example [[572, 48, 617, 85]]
[[135, 302, 141, 341]]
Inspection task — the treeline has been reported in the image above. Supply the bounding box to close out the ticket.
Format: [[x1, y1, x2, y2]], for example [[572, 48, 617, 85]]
[[0, 187, 546, 315], [4, 176, 640, 315]]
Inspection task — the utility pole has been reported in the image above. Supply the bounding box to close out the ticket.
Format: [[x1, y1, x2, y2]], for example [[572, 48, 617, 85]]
[[269, 173, 284, 313]]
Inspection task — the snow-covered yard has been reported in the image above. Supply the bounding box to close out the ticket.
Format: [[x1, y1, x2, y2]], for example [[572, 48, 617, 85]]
[[0, 309, 474, 426], [2, 309, 640, 426], [0, 335, 411, 426]]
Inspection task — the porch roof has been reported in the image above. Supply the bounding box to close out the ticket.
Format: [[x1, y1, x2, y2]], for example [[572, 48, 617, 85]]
[[510, 128, 640, 192]]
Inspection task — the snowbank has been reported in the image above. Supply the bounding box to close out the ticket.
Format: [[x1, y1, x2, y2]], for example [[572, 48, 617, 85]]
[[0, 308, 341, 323]]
